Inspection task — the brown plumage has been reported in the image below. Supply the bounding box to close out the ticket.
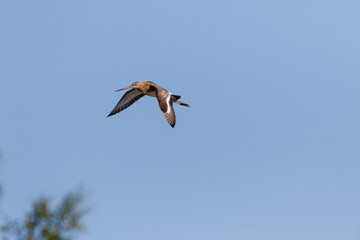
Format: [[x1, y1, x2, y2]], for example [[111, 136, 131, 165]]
[[107, 81, 190, 128]]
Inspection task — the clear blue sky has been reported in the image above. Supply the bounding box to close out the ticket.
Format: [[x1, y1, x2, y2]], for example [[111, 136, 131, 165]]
[[1, 0, 360, 239]]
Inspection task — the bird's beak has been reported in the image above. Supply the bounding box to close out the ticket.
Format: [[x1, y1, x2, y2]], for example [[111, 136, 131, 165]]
[[115, 86, 133, 92]]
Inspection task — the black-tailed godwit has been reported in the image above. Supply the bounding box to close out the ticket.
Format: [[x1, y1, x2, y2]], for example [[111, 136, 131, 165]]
[[107, 81, 189, 128]]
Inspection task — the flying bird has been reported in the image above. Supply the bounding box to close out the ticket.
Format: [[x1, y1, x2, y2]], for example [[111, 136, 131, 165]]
[[107, 81, 190, 128]]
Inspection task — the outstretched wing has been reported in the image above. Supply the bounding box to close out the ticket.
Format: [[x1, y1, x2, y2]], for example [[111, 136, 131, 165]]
[[157, 92, 176, 128], [107, 89, 144, 117]]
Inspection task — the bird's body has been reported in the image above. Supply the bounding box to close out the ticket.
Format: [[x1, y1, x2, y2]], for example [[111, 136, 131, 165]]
[[107, 81, 189, 128]]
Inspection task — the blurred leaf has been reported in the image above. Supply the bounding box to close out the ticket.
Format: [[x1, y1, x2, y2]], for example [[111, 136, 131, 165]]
[[1, 189, 88, 240]]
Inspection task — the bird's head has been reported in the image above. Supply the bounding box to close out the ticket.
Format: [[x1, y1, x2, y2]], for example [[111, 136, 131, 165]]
[[115, 82, 141, 92]]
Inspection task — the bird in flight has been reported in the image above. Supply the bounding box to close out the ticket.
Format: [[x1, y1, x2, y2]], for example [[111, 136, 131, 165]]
[[107, 81, 190, 128]]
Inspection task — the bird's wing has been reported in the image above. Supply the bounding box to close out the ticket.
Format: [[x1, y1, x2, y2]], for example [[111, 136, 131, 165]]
[[157, 91, 176, 128], [107, 89, 144, 117]]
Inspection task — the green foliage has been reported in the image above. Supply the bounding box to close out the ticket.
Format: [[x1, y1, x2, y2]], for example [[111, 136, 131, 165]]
[[1, 190, 88, 240]]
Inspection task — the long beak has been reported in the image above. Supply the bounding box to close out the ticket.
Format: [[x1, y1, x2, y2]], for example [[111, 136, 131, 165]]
[[115, 86, 132, 92]]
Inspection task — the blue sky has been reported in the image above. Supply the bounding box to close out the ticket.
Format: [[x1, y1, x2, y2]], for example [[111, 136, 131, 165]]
[[1, 0, 360, 239]]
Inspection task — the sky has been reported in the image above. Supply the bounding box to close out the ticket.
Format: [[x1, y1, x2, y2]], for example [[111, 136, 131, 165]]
[[1, 0, 360, 239]]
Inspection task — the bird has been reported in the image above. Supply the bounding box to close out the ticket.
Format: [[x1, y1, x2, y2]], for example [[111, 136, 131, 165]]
[[107, 81, 190, 128]]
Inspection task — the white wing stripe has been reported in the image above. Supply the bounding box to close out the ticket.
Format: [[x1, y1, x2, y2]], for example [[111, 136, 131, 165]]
[[166, 93, 172, 113]]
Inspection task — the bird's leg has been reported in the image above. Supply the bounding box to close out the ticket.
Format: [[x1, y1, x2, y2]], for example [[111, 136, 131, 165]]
[[174, 100, 190, 107]]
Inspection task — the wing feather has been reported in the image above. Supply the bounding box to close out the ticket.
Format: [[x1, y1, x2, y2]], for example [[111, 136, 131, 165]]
[[107, 89, 144, 117], [157, 92, 176, 128]]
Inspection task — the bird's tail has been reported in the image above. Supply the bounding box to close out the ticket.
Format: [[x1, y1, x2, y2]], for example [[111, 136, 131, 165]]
[[172, 94, 190, 107]]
